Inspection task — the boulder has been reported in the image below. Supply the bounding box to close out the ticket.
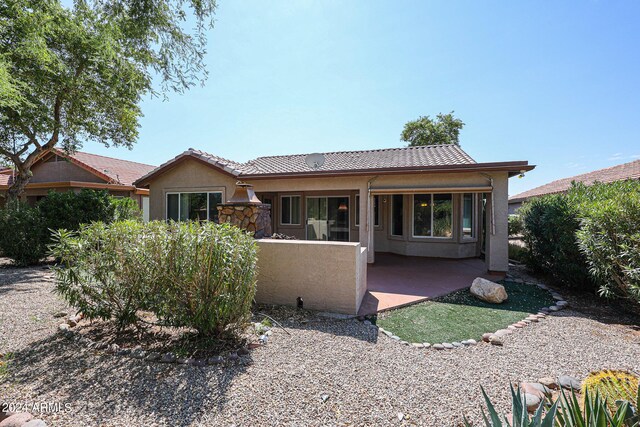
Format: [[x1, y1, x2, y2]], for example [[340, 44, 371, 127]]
[[470, 278, 508, 303], [0, 413, 33, 427]]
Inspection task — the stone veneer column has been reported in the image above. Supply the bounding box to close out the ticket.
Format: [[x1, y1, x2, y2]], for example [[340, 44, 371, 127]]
[[217, 204, 272, 239]]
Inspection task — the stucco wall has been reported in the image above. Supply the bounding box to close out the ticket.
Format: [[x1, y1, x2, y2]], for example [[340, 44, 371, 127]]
[[30, 159, 104, 183], [255, 239, 367, 314], [147, 158, 238, 220]]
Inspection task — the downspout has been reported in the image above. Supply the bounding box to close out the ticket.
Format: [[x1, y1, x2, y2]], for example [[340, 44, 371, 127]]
[[479, 173, 495, 236], [367, 176, 379, 252]]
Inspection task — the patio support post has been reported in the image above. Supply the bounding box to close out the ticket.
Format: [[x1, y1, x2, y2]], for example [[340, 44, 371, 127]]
[[358, 184, 373, 263], [485, 172, 509, 273]]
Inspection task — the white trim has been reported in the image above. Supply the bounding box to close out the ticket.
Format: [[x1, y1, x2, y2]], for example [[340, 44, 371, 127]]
[[279, 195, 302, 225], [411, 193, 454, 240], [166, 191, 223, 222], [305, 195, 351, 242]]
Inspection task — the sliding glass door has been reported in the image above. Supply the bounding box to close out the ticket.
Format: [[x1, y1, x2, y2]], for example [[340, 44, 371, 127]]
[[306, 196, 350, 241]]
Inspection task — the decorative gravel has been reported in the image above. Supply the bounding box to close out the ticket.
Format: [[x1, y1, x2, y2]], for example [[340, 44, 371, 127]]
[[1, 264, 639, 426]]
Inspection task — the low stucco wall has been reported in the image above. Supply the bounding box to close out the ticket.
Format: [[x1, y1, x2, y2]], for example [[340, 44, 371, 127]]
[[255, 239, 367, 315]]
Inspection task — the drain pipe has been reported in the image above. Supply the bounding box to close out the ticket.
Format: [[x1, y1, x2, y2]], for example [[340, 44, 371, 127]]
[[479, 173, 495, 236], [366, 176, 379, 253]]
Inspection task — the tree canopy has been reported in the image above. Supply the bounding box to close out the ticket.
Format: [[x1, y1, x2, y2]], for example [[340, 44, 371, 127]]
[[400, 112, 465, 147], [0, 0, 216, 199]]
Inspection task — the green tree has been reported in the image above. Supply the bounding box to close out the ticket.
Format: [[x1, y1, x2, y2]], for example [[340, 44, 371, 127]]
[[0, 0, 216, 200], [400, 112, 465, 146]]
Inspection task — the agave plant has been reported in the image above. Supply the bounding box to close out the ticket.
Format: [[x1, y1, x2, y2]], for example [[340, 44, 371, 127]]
[[467, 383, 640, 427]]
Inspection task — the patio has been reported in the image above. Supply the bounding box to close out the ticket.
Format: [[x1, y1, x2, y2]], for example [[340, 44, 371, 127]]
[[358, 253, 504, 315]]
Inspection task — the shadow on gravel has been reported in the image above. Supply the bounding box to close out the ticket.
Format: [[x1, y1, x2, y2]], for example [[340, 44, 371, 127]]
[[1, 332, 251, 427], [0, 268, 50, 297]]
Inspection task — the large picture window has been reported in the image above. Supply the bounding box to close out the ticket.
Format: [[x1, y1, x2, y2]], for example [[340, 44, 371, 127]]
[[412, 193, 453, 238], [462, 193, 475, 239], [280, 195, 301, 225], [391, 195, 404, 236], [167, 192, 222, 222], [355, 195, 381, 227]]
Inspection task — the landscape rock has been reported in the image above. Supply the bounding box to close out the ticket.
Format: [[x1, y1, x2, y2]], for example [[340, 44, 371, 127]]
[[160, 353, 176, 363], [58, 323, 69, 331], [489, 336, 503, 346], [521, 382, 550, 399], [207, 356, 224, 365], [548, 306, 560, 312], [53, 311, 68, 318], [523, 393, 541, 412], [482, 333, 493, 342], [470, 278, 508, 303], [538, 377, 559, 390], [442, 343, 454, 349], [432, 344, 445, 350], [0, 413, 33, 427], [23, 420, 48, 427], [558, 375, 582, 390], [238, 347, 250, 356], [145, 352, 160, 361]]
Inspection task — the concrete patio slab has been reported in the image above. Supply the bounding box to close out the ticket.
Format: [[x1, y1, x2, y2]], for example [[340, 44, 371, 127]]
[[358, 253, 504, 315]]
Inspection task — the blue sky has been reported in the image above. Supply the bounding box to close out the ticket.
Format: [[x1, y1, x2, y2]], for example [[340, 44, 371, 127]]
[[82, 1, 640, 196]]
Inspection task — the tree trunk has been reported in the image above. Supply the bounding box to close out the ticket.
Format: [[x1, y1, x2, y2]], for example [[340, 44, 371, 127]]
[[6, 170, 31, 203]]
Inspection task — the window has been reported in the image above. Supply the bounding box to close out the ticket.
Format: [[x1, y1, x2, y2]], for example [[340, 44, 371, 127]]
[[391, 195, 404, 236], [462, 193, 475, 239], [166, 192, 222, 222], [280, 195, 301, 225], [355, 195, 381, 227], [412, 193, 453, 238]]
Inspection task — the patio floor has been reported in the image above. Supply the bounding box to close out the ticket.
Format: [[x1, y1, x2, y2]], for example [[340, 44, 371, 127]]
[[358, 253, 504, 315]]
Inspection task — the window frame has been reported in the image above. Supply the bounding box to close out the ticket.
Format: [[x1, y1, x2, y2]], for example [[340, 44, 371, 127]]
[[390, 194, 404, 237], [461, 193, 477, 241], [279, 195, 302, 226], [355, 194, 381, 227], [166, 191, 223, 222], [411, 193, 454, 240]]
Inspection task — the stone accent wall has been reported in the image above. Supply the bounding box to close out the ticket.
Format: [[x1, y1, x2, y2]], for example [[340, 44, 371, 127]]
[[217, 204, 272, 239]]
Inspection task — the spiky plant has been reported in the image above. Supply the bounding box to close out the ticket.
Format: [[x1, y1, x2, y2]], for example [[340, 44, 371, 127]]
[[581, 370, 639, 413]]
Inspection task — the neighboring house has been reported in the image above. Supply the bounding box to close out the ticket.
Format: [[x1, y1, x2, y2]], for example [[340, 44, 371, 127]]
[[508, 159, 640, 214], [0, 149, 156, 219], [135, 144, 533, 273]]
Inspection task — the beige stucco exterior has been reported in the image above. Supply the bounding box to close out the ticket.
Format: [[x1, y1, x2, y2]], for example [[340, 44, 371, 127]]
[[145, 157, 510, 272], [255, 239, 367, 314]]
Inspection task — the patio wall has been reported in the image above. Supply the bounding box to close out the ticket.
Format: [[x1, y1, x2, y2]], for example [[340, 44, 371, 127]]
[[255, 239, 367, 314]]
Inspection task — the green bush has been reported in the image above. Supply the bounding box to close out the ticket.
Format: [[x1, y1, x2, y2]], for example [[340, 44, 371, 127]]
[[520, 193, 592, 289], [573, 181, 640, 303], [51, 221, 258, 337], [508, 214, 524, 237], [508, 243, 528, 262], [38, 189, 116, 233], [0, 202, 49, 266], [111, 197, 142, 222]]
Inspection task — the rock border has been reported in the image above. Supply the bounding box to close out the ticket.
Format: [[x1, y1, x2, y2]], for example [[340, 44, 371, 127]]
[[366, 279, 570, 350], [57, 314, 267, 368]]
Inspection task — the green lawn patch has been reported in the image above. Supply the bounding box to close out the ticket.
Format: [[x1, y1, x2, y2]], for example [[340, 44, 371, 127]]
[[375, 281, 555, 344]]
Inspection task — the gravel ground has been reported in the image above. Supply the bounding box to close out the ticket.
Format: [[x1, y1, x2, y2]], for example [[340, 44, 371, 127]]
[[1, 264, 639, 426]]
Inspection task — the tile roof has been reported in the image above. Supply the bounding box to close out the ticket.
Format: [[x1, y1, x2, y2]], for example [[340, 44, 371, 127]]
[[510, 159, 640, 202], [0, 151, 156, 188], [136, 144, 479, 184], [64, 151, 156, 186]]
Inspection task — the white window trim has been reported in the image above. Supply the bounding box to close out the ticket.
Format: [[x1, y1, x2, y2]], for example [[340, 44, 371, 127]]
[[355, 194, 381, 227], [166, 191, 223, 222], [305, 195, 351, 242], [411, 193, 455, 240], [461, 193, 477, 241], [390, 194, 404, 237], [279, 195, 302, 226]]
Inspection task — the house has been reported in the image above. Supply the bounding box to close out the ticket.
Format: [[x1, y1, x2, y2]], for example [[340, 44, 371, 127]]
[[135, 144, 533, 273], [0, 149, 156, 219], [508, 159, 640, 214]]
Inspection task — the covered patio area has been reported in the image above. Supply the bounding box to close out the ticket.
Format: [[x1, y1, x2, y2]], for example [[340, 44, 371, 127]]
[[358, 253, 504, 315]]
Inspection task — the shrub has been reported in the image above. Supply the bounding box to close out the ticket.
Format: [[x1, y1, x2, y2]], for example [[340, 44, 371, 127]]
[[520, 193, 592, 289], [111, 197, 142, 222], [0, 202, 48, 266], [573, 180, 640, 303], [508, 243, 527, 262], [508, 214, 524, 237], [38, 189, 116, 233], [51, 221, 258, 337]]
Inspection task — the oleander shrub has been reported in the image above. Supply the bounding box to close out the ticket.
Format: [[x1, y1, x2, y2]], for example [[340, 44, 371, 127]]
[[508, 243, 528, 263], [508, 214, 524, 237], [519, 193, 592, 289], [573, 180, 640, 304], [51, 221, 258, 337], [0, 202, 49, 266]]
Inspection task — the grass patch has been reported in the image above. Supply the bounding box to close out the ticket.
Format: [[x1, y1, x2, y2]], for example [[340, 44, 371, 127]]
[[375, 281, 555, 344]]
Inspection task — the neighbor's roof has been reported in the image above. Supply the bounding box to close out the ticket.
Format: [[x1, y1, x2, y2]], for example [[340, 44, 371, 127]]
[[509, 159, 640, 203], [136, 144, 533, 185], [0, 150, 156, 188]]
